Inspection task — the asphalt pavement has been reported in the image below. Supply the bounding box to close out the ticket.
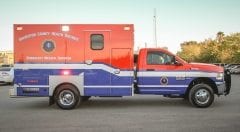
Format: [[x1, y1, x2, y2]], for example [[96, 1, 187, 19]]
[[0, 75, 239, 132]]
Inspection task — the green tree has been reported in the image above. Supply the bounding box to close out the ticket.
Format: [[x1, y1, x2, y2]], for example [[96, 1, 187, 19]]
[[198, 40, 220, 63], [178, 32, 240, 63], [177, 41, 200, 62]]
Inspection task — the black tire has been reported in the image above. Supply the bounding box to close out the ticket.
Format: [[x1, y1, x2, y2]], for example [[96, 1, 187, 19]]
[[183, 95, 188, 100], [54, 84, 80, 110], [82, 96, 91, 102], [189, 84, 214, 108], [10, 81, 14, 86], [9, 79, 14, 85]]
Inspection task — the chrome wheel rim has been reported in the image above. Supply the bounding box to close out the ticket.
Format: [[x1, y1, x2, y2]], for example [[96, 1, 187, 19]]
[[59, 90, 75, 106], [195, 89, 210, 105]]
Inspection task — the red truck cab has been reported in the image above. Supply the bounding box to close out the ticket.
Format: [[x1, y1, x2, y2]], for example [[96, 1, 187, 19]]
[[136, 48, 231, 108]]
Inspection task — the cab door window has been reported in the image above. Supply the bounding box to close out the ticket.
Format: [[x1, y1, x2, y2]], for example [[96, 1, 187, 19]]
[[147, 51, 174, 65]]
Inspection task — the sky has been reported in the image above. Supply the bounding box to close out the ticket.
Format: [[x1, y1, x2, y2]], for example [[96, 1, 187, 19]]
[[0, 0, 240, 53]]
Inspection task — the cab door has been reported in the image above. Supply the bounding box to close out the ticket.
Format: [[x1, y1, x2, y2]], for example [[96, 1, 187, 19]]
[[138, 50, 187, 95], [84, 31, 111, 96]]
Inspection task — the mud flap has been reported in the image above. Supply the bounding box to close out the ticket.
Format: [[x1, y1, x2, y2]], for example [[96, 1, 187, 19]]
[[224, 69, 231, 95], [49, 96, 54, 106]]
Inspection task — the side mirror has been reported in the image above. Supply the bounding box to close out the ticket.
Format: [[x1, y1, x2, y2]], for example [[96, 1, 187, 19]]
[[173, 57, 182, 66], [175, 61, 183, 66]]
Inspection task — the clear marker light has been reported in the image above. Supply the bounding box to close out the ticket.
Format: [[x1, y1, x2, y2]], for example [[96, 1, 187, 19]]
[[216, 73, 223, 80], [16, 26, 23, 31], [62, 25, 69, 32], [124, 26, 130, 31]]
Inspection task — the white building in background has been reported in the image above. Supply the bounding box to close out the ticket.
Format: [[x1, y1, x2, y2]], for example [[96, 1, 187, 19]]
[[0, 51, 13, 65]]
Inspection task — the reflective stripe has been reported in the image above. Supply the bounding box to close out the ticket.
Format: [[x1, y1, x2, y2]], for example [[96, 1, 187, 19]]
[[14, 64, 133, 77], [19, 85, 48, 87], [19, 85, 132, 88], [216, 82, 224, 85], [84, 85, 132, 88], [138, 85, 188, 88], [137, 71, 218, 78], [140, 89, 180, 92]]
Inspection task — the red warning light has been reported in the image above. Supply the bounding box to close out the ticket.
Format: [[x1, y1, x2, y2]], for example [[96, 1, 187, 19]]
[[62, 70, 70, 75]]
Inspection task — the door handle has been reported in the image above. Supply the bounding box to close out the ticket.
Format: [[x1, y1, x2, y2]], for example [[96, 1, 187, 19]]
[[85, 60, 93, 65], [146, 69, 155, 71], [114, 69, 120, 74]]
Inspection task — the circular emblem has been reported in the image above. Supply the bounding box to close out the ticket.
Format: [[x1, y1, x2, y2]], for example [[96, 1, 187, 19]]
[[42, 40, 55, 53], [160, 77, 168, 85]]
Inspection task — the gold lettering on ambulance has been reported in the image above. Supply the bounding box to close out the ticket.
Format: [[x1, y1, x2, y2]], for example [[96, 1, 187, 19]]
[[57, 56, 71, 60], [44, 56, 57, 60], [18, 33, 37, 42], [38, 32, 50, 36], [26, 56, 43, 60], [18, 32, 79, 42], [51, 32, 64, 37], [64, 33, 79, 41]]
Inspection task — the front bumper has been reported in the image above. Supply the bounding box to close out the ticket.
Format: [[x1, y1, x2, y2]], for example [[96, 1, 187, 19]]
[[9, 85, 17, 97], [224, 69, 231, 95], [0, 76, 13, 83], [216, 69, 231, 95], [216, 82, 227, 95]]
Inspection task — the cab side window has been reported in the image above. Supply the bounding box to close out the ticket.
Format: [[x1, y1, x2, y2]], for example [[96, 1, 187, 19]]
[[147, 51, 174, 65]]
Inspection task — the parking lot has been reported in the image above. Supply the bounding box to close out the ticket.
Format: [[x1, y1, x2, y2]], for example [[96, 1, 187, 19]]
[[0, 75, 239, 132]]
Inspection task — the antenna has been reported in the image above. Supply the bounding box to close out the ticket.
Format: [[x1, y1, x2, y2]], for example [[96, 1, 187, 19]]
[[153, 8, 157, 48]]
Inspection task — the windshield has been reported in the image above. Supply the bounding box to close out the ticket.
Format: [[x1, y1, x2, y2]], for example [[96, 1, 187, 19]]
[[175, 56, 187, 64]]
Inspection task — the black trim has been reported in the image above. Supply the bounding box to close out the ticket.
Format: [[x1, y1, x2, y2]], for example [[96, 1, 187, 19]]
[[224, 69, 231, 95]]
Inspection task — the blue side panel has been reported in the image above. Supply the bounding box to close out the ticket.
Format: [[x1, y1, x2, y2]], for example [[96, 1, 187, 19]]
[[84, 88, 132, 96], [14, 69, 49, 85], [84, 69, 110, 85], [84, 88, 110, 96], [111, 88, 132, 96], [14, 68, 134, 97], [137, 76, 187, 95], [137, 75, 218, 95], [84, 69, 133, 96], [111, 74, 133, 85], [138, 87, 187, 95], [17, 87, 49, 96], [137, 77, 186, 85], [110, 74, 133, 96]]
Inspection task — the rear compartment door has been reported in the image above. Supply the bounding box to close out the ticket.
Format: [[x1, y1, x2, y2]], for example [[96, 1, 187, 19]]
[[84, 31, 111, 96]]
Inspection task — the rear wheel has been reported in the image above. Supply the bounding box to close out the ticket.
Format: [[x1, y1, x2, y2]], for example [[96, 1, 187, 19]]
[[54, 84, 80, 110], [189, 84, 214, 108]]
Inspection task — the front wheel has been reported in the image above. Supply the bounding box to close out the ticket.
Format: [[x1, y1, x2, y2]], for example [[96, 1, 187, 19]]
[[54, 84, 80, 110], [189, 84, 214, 108]]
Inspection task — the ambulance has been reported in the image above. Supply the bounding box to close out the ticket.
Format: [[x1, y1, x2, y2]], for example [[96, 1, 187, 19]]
[[10, 24, 231, 109]]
